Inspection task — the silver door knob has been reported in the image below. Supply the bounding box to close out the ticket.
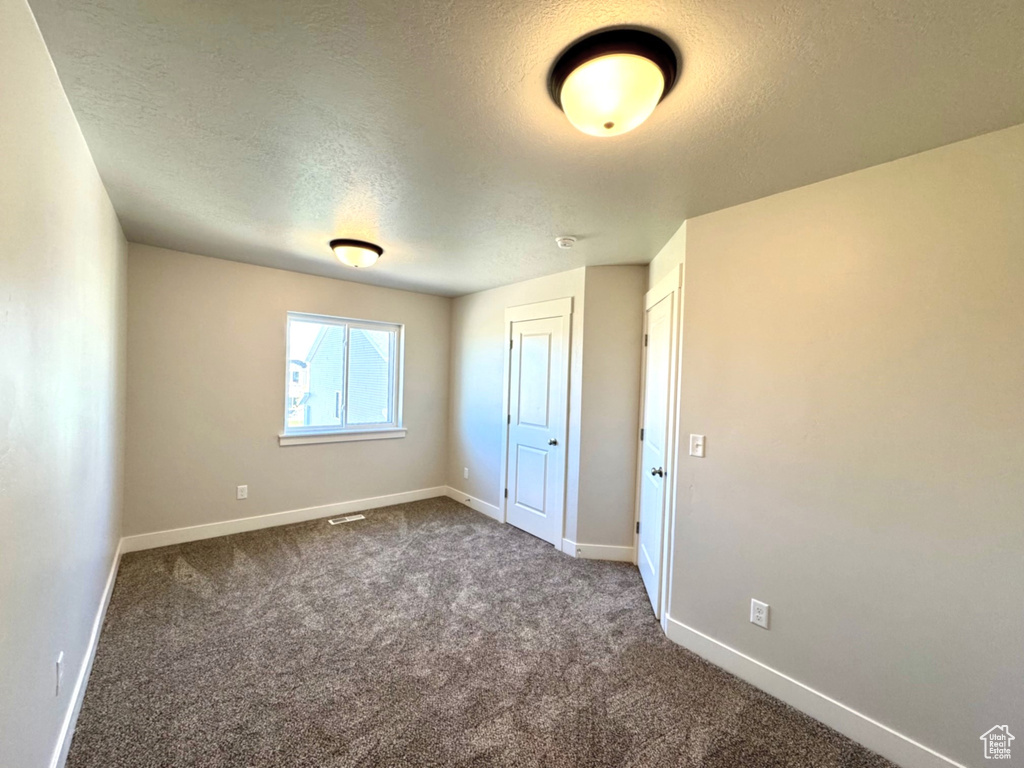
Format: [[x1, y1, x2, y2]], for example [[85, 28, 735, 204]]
[[651, 467, 664, 477], [548, 438, 558, 446]]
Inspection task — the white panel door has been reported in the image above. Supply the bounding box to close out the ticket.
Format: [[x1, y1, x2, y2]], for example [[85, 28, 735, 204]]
[[505, 316, 568, 546], [637, 293, 674, 616]]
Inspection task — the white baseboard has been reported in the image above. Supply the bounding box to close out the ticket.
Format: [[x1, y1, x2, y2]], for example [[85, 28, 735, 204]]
[[51, 540, 122, 768], [665, 616, 965, 768], [561, 538, 635, 562], [445, 486, 502, 522], [121, 487, 448, 553]]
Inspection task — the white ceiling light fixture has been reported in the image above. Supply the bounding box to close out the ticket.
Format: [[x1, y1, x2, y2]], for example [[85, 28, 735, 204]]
[[549, 29, 679, 137], [555, 236, 577, 249], [330, 238, 383, 268]]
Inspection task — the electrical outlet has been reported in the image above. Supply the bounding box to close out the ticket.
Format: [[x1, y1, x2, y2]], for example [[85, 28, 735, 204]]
[[750, 599, 769, 629], [55, 651, 64, 696], [236, 485, 248, 500], [463, 467, 469, 480]]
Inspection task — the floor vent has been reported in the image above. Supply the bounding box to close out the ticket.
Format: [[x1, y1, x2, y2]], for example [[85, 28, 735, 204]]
[[328, 514, 366, 525]]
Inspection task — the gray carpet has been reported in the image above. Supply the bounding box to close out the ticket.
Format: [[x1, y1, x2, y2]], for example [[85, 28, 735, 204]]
[[68, 497, 895, 768]]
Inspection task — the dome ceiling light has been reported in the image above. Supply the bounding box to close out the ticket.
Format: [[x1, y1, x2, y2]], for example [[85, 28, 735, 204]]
[[330, 238, 383, 268], [548, 29, 679, 138]]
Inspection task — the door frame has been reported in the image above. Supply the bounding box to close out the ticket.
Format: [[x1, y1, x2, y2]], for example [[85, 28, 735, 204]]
[[499, 297, 574, 536], [632, 266, 683, 627]]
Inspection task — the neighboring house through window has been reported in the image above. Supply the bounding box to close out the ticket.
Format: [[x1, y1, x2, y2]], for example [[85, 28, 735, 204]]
[[282, 312, 403, 443]]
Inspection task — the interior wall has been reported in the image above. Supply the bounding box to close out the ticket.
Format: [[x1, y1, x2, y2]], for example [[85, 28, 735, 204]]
[[124, 244, 451, 537], [665, 123, 1024, 766], [647, 220, 686, 291], [447, 268, 586, 540], [575, 266, 646, 548], [0, 0, 127, 765]]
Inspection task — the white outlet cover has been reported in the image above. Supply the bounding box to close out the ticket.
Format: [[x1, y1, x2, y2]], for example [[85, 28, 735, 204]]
[[750, 599, 769, 629], [236, 485, 248, 500], [463, 467, 469, 479], [689, 434, 706, 458]]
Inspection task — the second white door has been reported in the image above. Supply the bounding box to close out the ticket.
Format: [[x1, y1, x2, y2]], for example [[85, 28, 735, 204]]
[[637, 292, 674, 616], [505, 315, 569, 546]]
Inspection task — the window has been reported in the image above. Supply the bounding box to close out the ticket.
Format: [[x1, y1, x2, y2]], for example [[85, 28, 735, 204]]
[[280, 312, 404, 445]]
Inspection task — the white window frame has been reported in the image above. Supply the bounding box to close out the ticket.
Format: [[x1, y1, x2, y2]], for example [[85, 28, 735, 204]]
[[279, 312, 405, 446]]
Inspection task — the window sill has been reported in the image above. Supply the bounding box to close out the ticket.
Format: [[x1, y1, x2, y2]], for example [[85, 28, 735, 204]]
[[278, 428, 407, 446]]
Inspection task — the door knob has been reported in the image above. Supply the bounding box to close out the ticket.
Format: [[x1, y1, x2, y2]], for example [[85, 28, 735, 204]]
[[651, 467, 664, 477], [548, 438, 558, 446]]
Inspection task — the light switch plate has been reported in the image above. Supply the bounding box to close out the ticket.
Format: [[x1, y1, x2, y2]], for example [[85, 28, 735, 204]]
[[689, 434, 706, 458]]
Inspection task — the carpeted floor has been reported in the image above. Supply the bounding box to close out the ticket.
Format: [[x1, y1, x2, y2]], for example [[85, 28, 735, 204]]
[[68, 497, 895, 767]]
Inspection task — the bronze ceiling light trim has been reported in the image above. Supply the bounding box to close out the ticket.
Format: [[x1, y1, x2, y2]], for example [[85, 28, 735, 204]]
[[329, 239, 384, 268], [549, 29, 679, 137]]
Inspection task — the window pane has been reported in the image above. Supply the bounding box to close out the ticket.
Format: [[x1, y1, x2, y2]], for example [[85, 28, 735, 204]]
[[347, 327, 394, 425], [287, 320, 345, 428]]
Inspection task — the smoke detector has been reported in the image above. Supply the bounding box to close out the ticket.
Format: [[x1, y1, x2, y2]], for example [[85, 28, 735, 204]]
[[555, 236, 577, 249]]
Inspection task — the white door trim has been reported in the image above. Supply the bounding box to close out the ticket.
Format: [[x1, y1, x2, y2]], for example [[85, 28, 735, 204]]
[[505, 296, 572, 324], [646, 266, 682, 310], [633, 265, 684, 627], [499, 297, 574, 536]]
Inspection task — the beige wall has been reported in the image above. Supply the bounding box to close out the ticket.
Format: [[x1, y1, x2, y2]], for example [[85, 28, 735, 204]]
[[124, 245, 450, 536], [576, 266, 646, 548], [447, 269, 586, 540], [664, 124, 1024, 766], [648, 220, 686, 291], [0, 0, 127, 765]]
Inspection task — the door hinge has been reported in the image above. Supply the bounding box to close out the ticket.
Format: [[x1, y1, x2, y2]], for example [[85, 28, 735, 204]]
[[507, 413, 511, 425], [644, 333, 648, 347], [510, 338, 513, 350], [640, 428, 644, 441], [504, 488, 508, 498], [636, 521, 640, 534]]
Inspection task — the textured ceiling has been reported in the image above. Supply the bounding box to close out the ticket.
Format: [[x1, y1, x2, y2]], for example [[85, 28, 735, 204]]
[[28, 0, 1024, 296]]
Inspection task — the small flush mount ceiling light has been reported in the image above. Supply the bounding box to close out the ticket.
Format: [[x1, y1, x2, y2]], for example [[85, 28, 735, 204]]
[[549, 28, 679, 137], [555, 236, 577, 249], [330, 238, 383, 268]]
